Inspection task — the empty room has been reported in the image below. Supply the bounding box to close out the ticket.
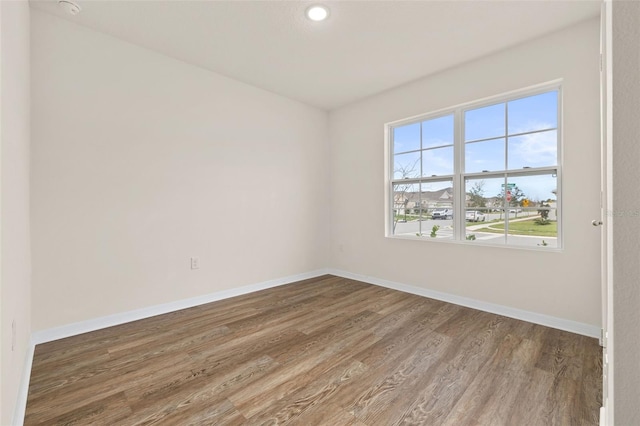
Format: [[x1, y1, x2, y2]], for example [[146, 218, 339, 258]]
[[2, 0, 639, 425]]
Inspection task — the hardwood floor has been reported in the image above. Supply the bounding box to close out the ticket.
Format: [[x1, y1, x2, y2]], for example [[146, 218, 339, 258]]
[[24, 275, 602, 425]]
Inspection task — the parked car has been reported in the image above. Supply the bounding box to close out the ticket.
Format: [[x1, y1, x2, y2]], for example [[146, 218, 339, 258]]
[[431, 209, 453, 220], [466, 210, 486, 222]]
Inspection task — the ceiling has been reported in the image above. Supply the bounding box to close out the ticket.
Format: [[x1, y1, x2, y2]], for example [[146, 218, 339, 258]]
[[30, 0, 601, 111]]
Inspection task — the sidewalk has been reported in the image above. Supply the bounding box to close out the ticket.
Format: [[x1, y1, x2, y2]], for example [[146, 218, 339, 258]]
[[466, 215, 541, 231]]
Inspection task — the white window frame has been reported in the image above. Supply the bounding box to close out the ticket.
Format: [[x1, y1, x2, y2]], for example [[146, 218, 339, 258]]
[[384, 81, 563, 250]]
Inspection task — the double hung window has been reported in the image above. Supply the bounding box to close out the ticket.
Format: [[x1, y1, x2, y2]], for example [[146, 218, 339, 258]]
[[388, 85, 561, 248]]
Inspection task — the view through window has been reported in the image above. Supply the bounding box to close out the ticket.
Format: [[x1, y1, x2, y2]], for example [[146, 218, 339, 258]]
[[389, 86, 561, 248]]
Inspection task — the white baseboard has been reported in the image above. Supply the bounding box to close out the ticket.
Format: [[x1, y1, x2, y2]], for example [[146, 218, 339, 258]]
[[31, 269, 329, 345], [12, 339, 35, 426], [328, 269, 601, 339], [31, 267, 599, 345]]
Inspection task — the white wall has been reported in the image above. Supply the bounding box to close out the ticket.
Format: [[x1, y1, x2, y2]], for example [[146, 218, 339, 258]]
[[1, 1, 31, 424], [612, 1, 640, 423], [329, 19, 602, 327], [30, 10, 329, 331]]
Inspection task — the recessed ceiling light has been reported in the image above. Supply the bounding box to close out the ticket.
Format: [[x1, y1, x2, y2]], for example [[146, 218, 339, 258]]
[[306, 5, 329, 22]]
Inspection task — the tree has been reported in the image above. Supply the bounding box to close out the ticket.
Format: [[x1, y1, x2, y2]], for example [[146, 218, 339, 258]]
[[392, 158, 420, 232], [494, 185, 526, 219], [467, 180, 486, 207], [496, 185, 526, 208], [537, 201, 551, 224]]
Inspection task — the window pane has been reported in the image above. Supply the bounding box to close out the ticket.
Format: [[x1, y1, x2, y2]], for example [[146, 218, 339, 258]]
[[464, 177, 506, 245], [505, 173, 558, 248], [422, 114, 454, 149], [392, 181, 454, 239], [464, 103, 505, 142], [508, 130, 557, 169], [392, 182, 420, 237], [393, 122, 420, 154], [421, 180, 454, 239], [508, 173, 557, 208], [508, 91, 558, 135], [393, 151, 420, 180], [465, 177, 502, 208], [421, 180, 454, 209], [422, 146, 453, 177], [465, 138, 505, 173]]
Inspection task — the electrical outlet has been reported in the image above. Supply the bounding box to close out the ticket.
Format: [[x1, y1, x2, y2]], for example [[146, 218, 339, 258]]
[[11, 320, 16, 352], [190, 257, 200, 270]]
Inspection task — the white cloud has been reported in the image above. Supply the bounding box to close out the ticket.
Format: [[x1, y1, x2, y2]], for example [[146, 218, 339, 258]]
[[510, 129, 557, 166]]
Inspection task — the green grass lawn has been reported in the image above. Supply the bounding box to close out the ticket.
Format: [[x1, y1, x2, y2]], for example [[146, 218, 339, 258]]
[[476, 219, 557, 237], [480, 211, 537, 224]]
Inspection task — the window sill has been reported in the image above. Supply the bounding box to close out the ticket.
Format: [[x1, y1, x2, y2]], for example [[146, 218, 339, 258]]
[[385, 234, 563, 253]]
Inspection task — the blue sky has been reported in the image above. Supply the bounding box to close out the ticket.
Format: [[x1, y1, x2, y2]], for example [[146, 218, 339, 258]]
[[393, 90, 558, 201]]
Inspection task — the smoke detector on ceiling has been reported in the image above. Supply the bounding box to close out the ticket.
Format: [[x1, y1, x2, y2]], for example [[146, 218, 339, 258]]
[[58, 0, 81, 16]]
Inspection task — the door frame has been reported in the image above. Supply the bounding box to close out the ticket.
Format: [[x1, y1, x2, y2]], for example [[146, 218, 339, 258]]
[[599, 1, 614, 425]]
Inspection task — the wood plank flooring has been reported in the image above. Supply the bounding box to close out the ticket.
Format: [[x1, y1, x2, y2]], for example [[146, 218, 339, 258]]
[[24, 275, 602, 425]]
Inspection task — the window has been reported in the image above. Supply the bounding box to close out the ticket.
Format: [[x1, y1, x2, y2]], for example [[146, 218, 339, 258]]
[[387, 85, 561, 249]]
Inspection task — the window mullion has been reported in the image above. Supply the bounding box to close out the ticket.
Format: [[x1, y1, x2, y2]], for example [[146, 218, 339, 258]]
[[419, 122, 423, 236], [556, 88, 563, 248], [504, 102, 509, 243], [454, 108, 464, 241]]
